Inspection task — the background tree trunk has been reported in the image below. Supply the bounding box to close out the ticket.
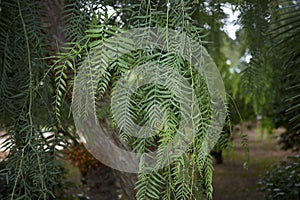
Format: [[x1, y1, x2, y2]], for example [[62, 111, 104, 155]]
[[43, 1, 137, 198]]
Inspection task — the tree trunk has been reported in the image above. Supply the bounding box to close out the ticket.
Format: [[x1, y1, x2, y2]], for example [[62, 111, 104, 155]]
[[43, 1, 137, 199]]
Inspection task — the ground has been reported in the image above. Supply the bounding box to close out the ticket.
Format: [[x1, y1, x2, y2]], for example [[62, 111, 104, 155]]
[[213, 123, 296, 200], [79, 122, 296, 200]]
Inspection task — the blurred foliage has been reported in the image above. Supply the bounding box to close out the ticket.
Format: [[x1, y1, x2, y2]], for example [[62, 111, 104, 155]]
[[0, 161, 11, 199], [269, 0, 300, 152], [258, 155, 300, 200], [63, 143, 100, 175], [237, 0, 300, 151]]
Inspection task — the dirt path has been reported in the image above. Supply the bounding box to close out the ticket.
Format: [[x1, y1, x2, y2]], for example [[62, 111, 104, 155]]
[[213, 125, 295, 200]]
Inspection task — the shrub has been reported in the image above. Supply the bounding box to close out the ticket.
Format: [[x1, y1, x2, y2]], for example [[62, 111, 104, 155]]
[[258, 155, 300, 200]]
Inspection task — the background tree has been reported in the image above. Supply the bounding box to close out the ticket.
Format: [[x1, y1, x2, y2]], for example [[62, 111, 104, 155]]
[[237, 0, 300, 150]]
